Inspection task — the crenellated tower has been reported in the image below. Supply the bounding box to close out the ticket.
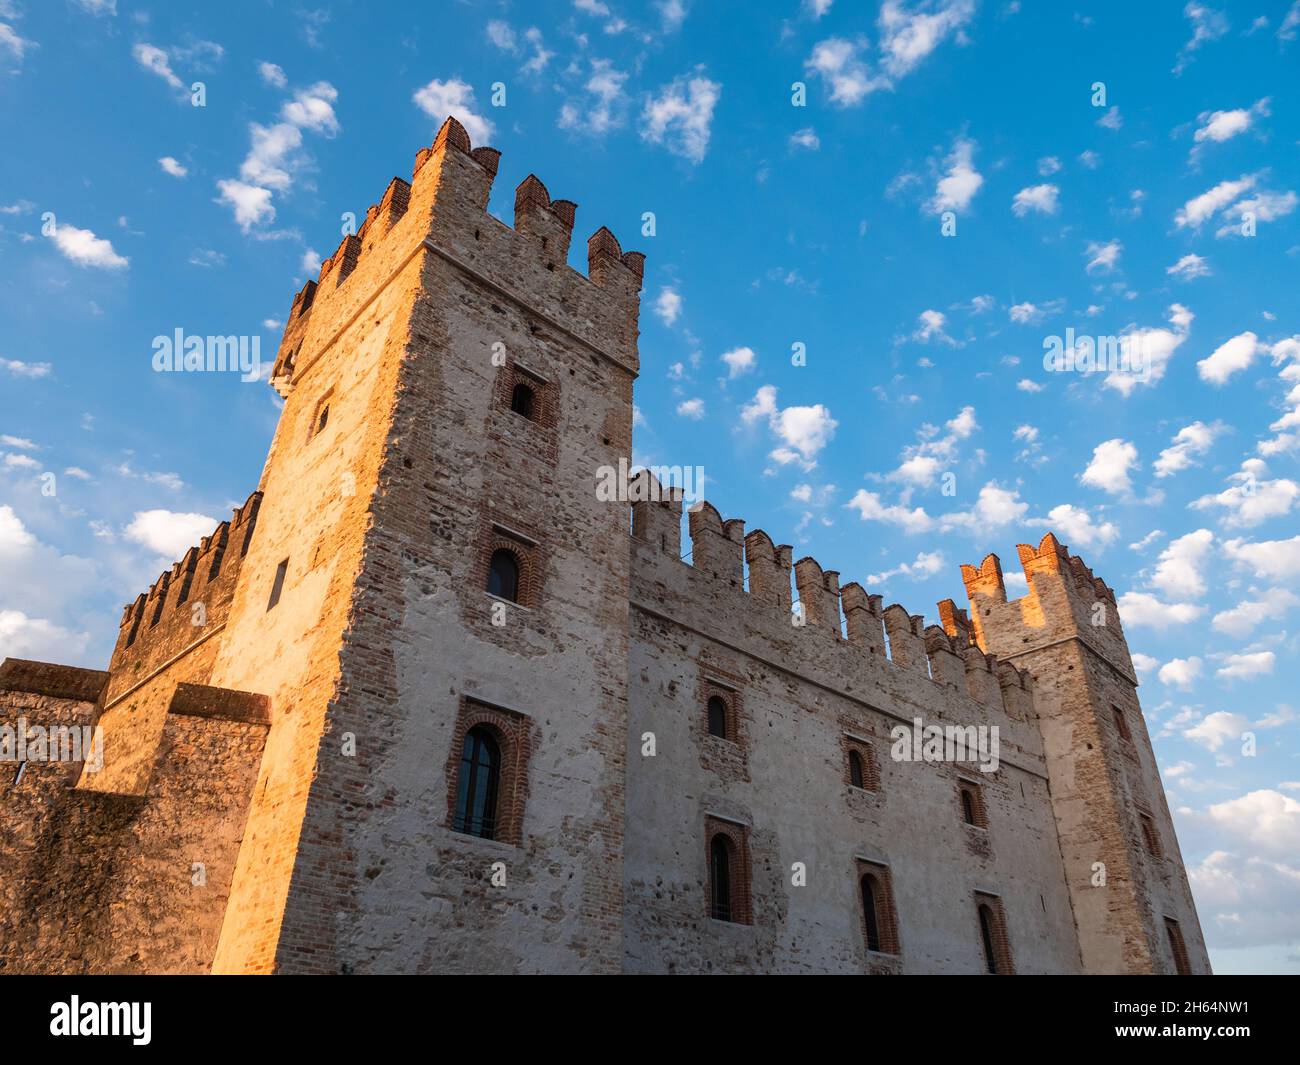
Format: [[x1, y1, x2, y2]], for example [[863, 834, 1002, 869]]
[[953, 534, 1210, 974]]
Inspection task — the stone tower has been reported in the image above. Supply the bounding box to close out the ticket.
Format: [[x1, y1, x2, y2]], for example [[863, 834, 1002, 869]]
[[955, 534, 1211, 974]]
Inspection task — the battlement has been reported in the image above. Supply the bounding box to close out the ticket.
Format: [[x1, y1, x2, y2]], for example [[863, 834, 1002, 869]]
[[108, 492, 262, 693], [957, 532, 1127, 662], [269, 115, 644, 395], [629, 476, 1037, 720]]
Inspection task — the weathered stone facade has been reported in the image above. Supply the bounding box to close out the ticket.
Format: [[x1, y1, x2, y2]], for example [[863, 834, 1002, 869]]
[[0, 118, 1210, 975]]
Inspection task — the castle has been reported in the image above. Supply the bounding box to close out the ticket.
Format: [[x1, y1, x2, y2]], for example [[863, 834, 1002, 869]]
[[0, 118, 1210, 975]]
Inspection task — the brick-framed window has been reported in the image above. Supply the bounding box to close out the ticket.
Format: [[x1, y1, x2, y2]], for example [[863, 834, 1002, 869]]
[[1164, 916, 1192, 975], [494, 361, 558, 430], [444, 697, 533, 847], [958, 777, 988, 829], [1112, 703, 1133, 743], [478, 520, 542, 609], [974, 891, 1014, 975], [842, 734, 880, 792], [1138, 809, 1163, 858], [856, 859, 901, 955], [701, 677, 741, 745], [705, 815, 752, 925]]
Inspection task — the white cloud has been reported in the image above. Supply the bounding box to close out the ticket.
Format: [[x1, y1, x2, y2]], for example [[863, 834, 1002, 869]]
[[1223, 535, 1300, 581], [927, 137, 983, 213], [1152, 528, 1214, 600], [877, 0, 976, 79], [1185, 710, 1250, 752], [1216, 651, 1275, 680], [46, 221, 128, 270], [1193, 97, 1270, 146], [1084, 238, 1122, 275], [558, 59, 629, 136], [640, 70, 721, 163], [1166, 253, 1211, 280], [1193, 461, 1299, 527], [804, 37, 887, 106], [1215, 189, 1298, 238], [1131, 652, 1159, 674], [938, 482, 1028, 531], [846, 490, 933, 534], [1213, 587, 1300, 637], [676, 398, 705, 419], [133, 43, 184, 91], [721, 346, 756, 378], [1155, 420, 1223, 478], [1011, 183, 1059, 216], [0, 610, 89, 663], [0, 22, 34, 62], [1159, 656, 1203, 690], [413, 77, 494, 145], [866, 549, 945, 585], [123, 510, 218, 558], [1081, 438, 1138, 496], [1175, 174, 1255, 228], [216, 180, 275, 232], [1117, 591, 1204, 629], [1095, 106, 1122, 130], [1032, 503, 1119, 549], [789, 127, 820, 151], [281, 81, 340, 135], [486, 20, 517, 51], [158, 156, 188, 178], [654, 286, 682, 326], [1, 359, 52, 379], [912, 308, 954, 344], [1016, 378, 1044, 393], [1104, 303, 1193, 397], [1174, 2, 1230, 75], [741, 385, 837, 467], [258, 61, 287, 87], [1037, 156, 1061, 176], [1198, 331, 1259, 385]]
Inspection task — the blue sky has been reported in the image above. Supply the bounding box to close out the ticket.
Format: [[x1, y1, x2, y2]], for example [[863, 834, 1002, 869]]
[[1, 0, 1298, 973]]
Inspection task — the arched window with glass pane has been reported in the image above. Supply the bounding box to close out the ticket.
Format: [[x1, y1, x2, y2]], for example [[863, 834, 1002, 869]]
[[706, 695, 729, 739], [453, 726, 500, 839], [488, 548, 520, 602]]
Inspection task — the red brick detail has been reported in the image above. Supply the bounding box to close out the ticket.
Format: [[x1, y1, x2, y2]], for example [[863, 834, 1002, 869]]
[[958, 778, 989, 829], [842, 735, 881, 792], [1164, 916, 1191, 975], [474, 511, 544, 611], [444, 697, 534, 847], [493, 362, 558, 430], [974, 892, 1015, 974], [704, 816, 753, 925], [697, 665, 749, 782], [1137, 808, 1163, 858], [855, 859, 901, 956]]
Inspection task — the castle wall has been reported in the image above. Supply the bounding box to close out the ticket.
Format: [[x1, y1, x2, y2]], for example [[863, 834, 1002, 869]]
[[623, 507, 1084, 974], [0, 663, 268, 974]]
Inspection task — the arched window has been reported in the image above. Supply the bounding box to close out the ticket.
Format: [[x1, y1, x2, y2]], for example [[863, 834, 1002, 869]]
[[848, 750, 865, 789], [510, 382, 535, 420], [488, 549, 520, 602], [1165, 917, 1191, 975], [453, 726, 500, 839], [978, 904, 999, 974], [706, 695, 729, 739], [709, 834, 733, 921], [861, 875, 883, 952], [961, 787, 977, 825]]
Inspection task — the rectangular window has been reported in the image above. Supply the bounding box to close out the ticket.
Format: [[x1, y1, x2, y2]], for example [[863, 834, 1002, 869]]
[[1164, 917, 1191, 975], [267, 558, 289, 611], [856, 859, 901, 956], [1139, 811, 1162, 857], [1112, 704, 1133, 742], [959, 779, 988, 828]]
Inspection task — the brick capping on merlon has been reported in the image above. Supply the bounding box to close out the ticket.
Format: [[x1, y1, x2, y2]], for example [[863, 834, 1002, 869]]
[[0, 659, 110, 703], [168, 683, 271, 726], [268, 114, 644, 390]]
